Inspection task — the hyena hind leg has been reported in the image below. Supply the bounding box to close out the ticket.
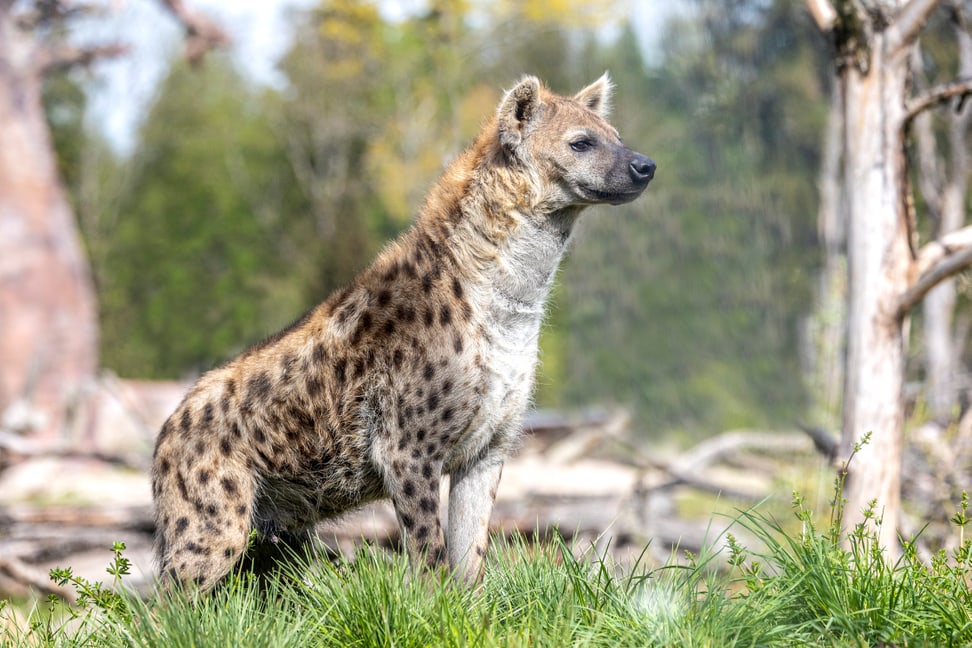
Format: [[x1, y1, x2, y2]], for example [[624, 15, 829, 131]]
[[155, 470, 256, 590]]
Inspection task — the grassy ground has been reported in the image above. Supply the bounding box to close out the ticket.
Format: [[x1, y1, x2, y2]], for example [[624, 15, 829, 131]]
[[4, 469, 972, 646]]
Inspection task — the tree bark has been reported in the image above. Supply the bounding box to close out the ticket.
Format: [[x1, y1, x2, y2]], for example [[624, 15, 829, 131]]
[[0, 9, 98, 441], [838, 32, 913, 551], [809, 0, 972, 554], [0, 2, 226, 442]]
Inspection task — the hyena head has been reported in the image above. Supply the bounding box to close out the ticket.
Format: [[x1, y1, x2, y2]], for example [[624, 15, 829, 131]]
[[497, 72, 655, 212]]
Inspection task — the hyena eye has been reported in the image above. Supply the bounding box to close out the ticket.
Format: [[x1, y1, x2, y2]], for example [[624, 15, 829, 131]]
[[569, 139, 594, 153]]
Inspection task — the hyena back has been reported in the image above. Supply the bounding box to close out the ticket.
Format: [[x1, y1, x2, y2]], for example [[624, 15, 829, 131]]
[[151, 73, 655, 589]]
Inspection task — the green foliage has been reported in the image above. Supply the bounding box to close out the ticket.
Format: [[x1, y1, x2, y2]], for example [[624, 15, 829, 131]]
[[7, 474, 972, 646], [98, 57, 311, 377], [562, 2, 826, 434], [63, 0, 832, 430]]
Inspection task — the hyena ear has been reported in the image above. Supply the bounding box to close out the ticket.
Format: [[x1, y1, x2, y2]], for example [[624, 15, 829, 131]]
[[574, 72, 613, 119], [497, 75, 543, 151]]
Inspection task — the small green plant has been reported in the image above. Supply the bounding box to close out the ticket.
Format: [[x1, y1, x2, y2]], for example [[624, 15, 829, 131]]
[[5, 441, 972, 647]]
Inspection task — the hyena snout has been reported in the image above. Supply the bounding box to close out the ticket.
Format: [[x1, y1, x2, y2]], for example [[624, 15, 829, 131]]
[[629, 153, 656, 185]]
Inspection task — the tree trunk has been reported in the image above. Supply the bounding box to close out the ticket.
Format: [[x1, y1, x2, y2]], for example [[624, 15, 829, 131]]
[[839, 35, 912, 552], [0, 13, 98, 441]]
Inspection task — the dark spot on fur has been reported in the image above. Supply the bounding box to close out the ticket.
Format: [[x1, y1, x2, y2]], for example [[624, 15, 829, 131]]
[[175, 516, 189, 534], [411, 448, 422, 460], [383, 264, 400, 282], [159, 458, 171, 475], [186, 541, 207, 555], [236, 504, 247, 515], [176, 472, 190, 502], [422, 462, 433, 479], [441, 407, 454, 422], [397, 305, 416, 323], [220, 395, 231, 414], [198, 470, 210, 485], [439, 305, 452, 326], [313, 344, 327, 364], [383, 320, 396, 336], [334, 359, 347, 384], [453, 334, 463, 354], [221, 477, 238, 496], [451, 278, 463, 299], [337, 304, 356, 325], [254, 428, 267, 444], [205, 504, 218, 517], [158, 421, 172, 446], [420, 497, 436, 513], [180, 409, 192, 433], [231, 422, 242, 438], [194, 440, 205, 454], [225, 379, 236, 397], [219, 437, 232, 456], [403, 480, 416, 497], [441, 380, 453, 394], [425, 442, 438, 456], [306, 375, 324, 398], [377, 289, 392, 307], [416, 525, 429, 541], [224, 547, 234, 558], [352, 312, 373, 344], [280, 353, 298, 380], [424, 308, 435, 327], [401, 513, 415, 530], [247, 373, 272, 402], [427, 392, 440, 412], [421, 274, 434, 293], [423, 363, 434, 381], [353, 357, 366, 378], [416, 429, 427, 442], [392, 348, 404, 369], [476, 545, 485, 556]]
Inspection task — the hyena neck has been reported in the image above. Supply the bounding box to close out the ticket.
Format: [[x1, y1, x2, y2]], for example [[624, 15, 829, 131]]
[[416, 135, 581, 330], [487, 209, 573, 322]]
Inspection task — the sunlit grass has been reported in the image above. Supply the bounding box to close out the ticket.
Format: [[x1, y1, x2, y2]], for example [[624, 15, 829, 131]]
[[4, 463, 972, 647]]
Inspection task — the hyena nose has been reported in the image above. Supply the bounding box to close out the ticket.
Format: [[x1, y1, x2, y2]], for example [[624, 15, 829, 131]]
[[629, 154, 656, 184]]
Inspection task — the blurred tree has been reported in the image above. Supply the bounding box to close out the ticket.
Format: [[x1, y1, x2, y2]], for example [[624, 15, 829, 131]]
[[562, 3, 826, 435], [807, 0, 972, 552], [100, 58, 309, 377], [0, 0, 224, 441]]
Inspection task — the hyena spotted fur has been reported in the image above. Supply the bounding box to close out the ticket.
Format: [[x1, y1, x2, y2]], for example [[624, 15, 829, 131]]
[[152, 73, 655, 589]]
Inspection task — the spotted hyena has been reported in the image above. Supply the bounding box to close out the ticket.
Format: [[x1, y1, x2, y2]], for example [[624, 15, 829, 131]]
[[151, 73, 655, 589]]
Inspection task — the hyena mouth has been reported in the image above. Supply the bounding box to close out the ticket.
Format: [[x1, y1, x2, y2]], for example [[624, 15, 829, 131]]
[[580, 186, 648, 205]]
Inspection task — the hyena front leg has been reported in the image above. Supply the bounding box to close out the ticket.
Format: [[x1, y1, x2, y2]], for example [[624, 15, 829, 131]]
[[386, 456, 447, 569], [447, 458, 503, 583]]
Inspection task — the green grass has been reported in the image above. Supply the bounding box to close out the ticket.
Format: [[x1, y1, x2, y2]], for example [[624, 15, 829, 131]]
[[4, 477, 972, 646]]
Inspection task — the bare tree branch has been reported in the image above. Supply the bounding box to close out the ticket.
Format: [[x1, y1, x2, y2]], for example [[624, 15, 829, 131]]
[[35, 42, 127, 74], [156, 0, 229, 63], [898, 225, 972, 316], [807, 0, 838, 32], [906, 77, 972, 122], [888, 0, 941, 55]]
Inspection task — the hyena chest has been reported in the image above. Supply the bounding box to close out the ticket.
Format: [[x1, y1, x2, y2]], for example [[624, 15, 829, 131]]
[[446, 299, 546, 466]]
